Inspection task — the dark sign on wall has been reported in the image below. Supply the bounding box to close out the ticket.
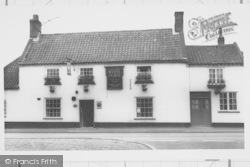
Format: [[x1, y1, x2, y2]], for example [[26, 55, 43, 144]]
[[105, 66, 124, 90]]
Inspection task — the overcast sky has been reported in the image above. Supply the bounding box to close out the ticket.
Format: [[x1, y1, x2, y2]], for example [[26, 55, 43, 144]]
[[0, 6, 249, 66], [1, 5, 250, 156]]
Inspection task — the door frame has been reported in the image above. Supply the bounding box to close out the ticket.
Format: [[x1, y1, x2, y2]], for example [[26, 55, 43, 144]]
[[190, 92, 212, 126], [79, 99, 95, 127]]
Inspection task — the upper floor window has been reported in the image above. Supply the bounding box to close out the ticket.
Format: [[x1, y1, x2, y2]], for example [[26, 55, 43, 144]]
[[46, 98, 61, 117], [78, 68, 95, 85], [47, 69, 59, 78], [220, 92, 237, 111], [136, 66, 153, 84], [80, 68, 93, 76], [45, 69, 61, 85], [106, 66, 124, 90], [209, 69, 223, 83]]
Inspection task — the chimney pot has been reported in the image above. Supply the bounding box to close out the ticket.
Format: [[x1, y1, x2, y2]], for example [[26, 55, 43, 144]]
[[175, 12, 184, 33], [218, 27, 225, 45], [33, 14, 39, 20]]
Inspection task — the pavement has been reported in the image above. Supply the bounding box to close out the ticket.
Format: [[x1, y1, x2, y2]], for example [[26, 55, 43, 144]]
[[5, 126, 244, 133]]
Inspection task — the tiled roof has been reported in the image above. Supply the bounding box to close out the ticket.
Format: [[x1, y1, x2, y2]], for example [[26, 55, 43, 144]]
[[4, 56, 22, 90], [4, 29, 244, 90], [20, 29, 187, 65], [186, 43, 243, 66]]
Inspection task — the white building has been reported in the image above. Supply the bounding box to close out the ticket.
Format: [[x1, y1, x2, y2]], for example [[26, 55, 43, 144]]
[[4, 12, 244, 128]]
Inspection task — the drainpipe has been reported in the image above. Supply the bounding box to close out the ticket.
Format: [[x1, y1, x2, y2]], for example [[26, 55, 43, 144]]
[[228, 159, 231, 167]]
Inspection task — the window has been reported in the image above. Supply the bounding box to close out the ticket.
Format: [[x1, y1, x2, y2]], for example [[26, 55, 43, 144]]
[[78, 68, 95, 85], [80, 68, 93, 76], [136, 66, 153, 84], [209, 69, 223, 83], [191, 99, 199, 110], [220, 92, 237, 111], [47, 69, 59, 78], [45, 69, 61, 85], [106, 66, 124, 90], [137, 66, 151, 73], [46, 98, 61, 117], [136, 97, 153, 117]]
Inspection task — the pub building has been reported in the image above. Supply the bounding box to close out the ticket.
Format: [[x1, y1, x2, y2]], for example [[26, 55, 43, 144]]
[[4, 12, 244, 128]]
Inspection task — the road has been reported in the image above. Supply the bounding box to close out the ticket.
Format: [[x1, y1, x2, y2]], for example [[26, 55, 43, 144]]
[[5, 132, 244, 149]]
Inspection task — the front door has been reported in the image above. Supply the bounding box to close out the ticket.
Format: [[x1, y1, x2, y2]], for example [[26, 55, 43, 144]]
[[190, 92, 211, 126], [79, 100, 94, 127]]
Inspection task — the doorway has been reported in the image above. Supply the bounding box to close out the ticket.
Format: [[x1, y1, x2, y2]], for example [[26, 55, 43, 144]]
[[79, 100, 94, 127], [190, 92, 211, 126]]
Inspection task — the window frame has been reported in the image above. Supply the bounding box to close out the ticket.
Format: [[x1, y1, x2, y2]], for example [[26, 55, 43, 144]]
[[47, 68, 59, 78], [135, 97, 154, 118], [209, 68, 224, 83], [219, 92, 237, 111], [44, 98, 62, 118], [80, 67, 93, 76]]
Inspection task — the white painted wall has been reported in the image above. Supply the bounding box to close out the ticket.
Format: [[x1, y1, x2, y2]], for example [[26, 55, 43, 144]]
[[5, 63, 243, 124], [189, 66, 244, 123], [5, 63, 190, 123]]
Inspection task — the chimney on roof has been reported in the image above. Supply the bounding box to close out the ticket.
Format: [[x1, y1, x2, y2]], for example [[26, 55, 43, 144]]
[[218, 27, 225, 45], [30, 14, 41, 39], [174, 12, 184, 33]]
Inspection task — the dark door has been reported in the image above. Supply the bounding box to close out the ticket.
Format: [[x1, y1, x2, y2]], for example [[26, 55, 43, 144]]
[[190, 92, 211, 126], [79, 100, 94, 127]]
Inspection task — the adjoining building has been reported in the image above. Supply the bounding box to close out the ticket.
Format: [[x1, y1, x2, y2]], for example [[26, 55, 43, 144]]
[[4, 12, 244, 128]]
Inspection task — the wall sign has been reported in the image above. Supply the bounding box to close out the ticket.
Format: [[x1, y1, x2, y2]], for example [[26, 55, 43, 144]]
[[97, 101, 102, 109], [188, 12, 237, 41], [105, 66, 124, 90]]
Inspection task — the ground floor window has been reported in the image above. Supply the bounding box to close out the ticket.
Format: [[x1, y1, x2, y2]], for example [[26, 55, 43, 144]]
[[220, 92, 237, 110], [46, 98, 61, 117], [136, 97, 153, 117]]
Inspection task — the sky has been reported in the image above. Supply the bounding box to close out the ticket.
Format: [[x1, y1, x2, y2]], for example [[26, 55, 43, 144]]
[[0, 5, 250, 160]]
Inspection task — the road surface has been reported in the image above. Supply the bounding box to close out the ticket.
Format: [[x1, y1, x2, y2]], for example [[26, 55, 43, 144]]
[[5, 132, 244, 150]]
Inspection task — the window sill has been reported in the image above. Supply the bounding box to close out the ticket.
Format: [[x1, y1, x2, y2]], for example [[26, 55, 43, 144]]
[[43, 117, 63, 120], [218, 111, 240, 113], [134, 118, 156, 120]]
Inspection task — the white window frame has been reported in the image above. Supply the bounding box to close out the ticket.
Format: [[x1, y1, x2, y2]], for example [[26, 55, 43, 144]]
[[80, 68, 93, 76], [47, 68, 59, 78], [209, 68, 223, 83], [136, 97, 154, 118], [219, 92, 237, 111], [45, 98, 61, 118]]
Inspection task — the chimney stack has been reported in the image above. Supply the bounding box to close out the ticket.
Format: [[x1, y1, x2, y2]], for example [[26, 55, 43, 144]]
[[175, 12, 184, 33], [30, 14, 41, 39], [218, 27, 225, 45]]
